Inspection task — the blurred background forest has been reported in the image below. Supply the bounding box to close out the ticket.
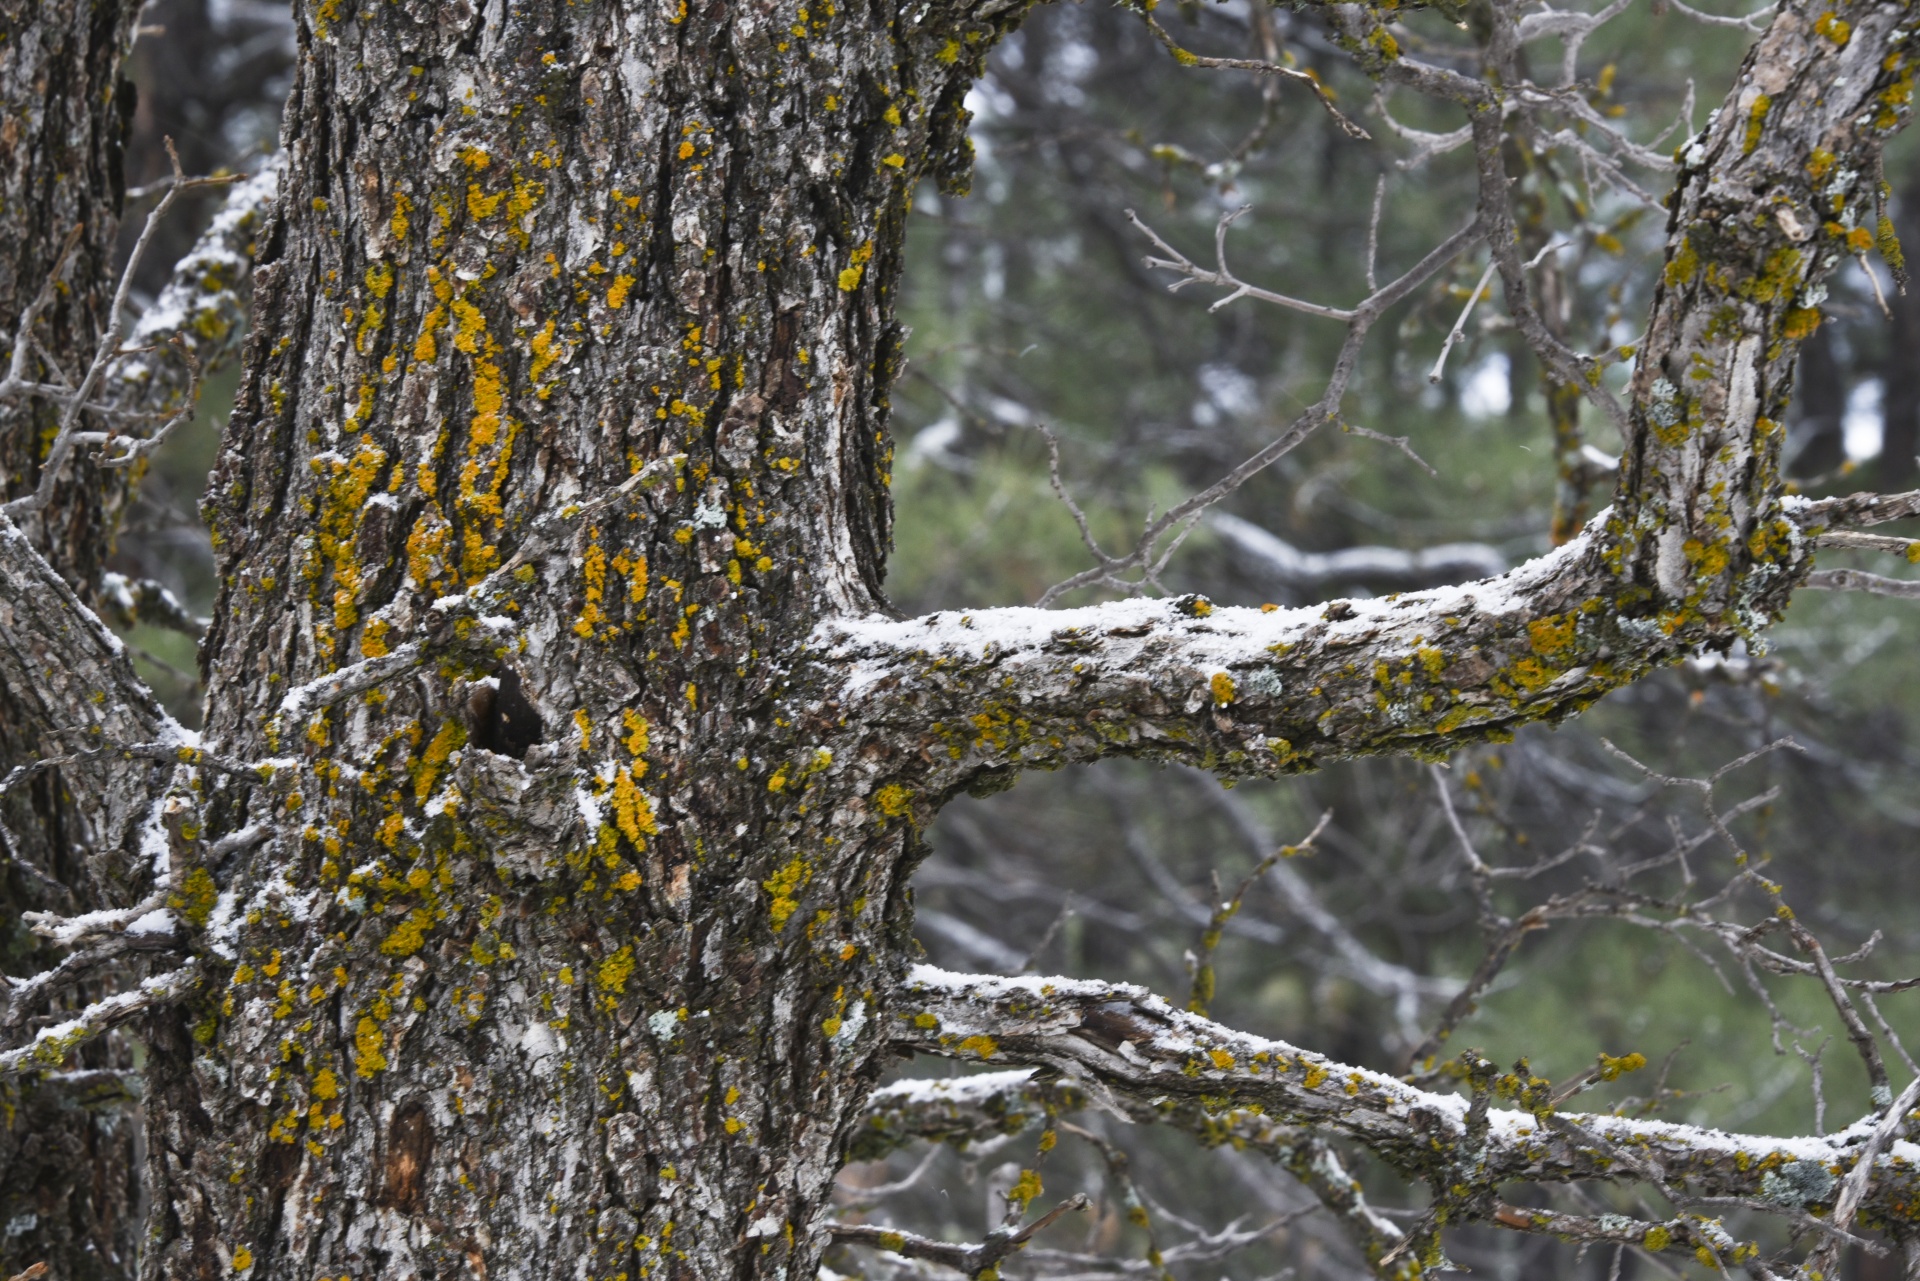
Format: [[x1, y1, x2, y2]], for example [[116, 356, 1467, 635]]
[[103, 0, 1920, 1275]]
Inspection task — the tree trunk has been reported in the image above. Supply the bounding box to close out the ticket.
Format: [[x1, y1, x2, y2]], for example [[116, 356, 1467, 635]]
[[0, 0, 1889, 1275], [160, 0, 1016, 1277], [0, 5, 146, 1280], [1883, 169, 1920, 491]]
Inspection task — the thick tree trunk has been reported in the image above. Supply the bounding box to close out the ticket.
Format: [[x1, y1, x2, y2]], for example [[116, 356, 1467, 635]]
[[0, 5, 146, 1280], [161, 0, 1017, 1277], [0, 0, 1879, 1275]]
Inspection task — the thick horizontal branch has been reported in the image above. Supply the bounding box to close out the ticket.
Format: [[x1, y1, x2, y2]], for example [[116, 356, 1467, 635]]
[[856, 1067, 1409, 1269], [815, 0, 1916, 795], [886, 967, 1920, 1229], [816, 516, 1691, 791]]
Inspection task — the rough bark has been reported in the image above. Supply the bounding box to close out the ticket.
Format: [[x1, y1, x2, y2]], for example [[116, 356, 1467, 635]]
[[0, 0, 139, 580], [163, 0, 1019, 1277], [4, 0, 1915, 1278], [0, 5, 150, 1279]]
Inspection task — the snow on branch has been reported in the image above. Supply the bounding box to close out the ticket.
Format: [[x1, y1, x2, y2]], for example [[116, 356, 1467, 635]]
[[886, 965, 1920, 1270], [1, 141, 252, 518], [816, 0, 1920, 794], [0, 959, 200, 1079], [815, 515, 1655, 788]]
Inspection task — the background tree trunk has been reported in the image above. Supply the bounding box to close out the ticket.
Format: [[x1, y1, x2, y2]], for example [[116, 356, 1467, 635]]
[[0, 5, 147, 1280], [1883, 169, 1920, 491], [158, 0, 1017, 1277]]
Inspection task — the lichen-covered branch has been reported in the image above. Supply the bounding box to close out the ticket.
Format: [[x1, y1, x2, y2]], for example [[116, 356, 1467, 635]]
[[0, 960, 200, 1078], [817, 0, 1918, 796], [888, 967, 1920, 1256], [855, 1068, 1411, 1276]]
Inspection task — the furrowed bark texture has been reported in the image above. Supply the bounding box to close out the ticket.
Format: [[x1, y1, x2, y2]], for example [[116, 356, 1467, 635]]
[[0, 516, 176, 1279], [110, 3, 1920, 1281], [813, 1, 1918, 792], [0, 0, 138, 577], [169, 0, 1019, 1278], [0, 5, 149, 1279]]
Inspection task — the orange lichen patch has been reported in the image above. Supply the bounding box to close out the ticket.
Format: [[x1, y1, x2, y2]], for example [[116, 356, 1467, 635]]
[[837, 240, 874, 292], [413, 267, 455, 362], [573, 529, 606, 638], [505, 173, 544, 248], [1527, 613, 1577, 654], [528, 318, 560, 383], [449, 300, 517, 581], [607, 275, 636, 309], [405, 502, 456, 595], [1742, 95, 1771, 154], [610, 768, 657, 849], [874, 782, 913, 819], [621, 708, 650, 763], [353, 1016, 388, 1077], [610, 547, 647, 605], [412, 718, 466, 803], [307, 441, 390, 652], [1783, 307, 1822, 339], [763, 857, 811, 930]]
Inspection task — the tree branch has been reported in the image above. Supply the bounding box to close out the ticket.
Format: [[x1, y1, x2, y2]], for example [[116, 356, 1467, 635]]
[[886, 966, 1920, 1234], [0, 959, 200, 1078], [0, 515, 182, 875], [818, 0, 1917, 794]]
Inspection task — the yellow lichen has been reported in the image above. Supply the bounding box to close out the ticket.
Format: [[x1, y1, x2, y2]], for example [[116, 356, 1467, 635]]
[[873, 783, 913, 819], [959, 1034, 998, 1059], [595, 945, 636, 994], [353, 1016, 388, 1077], [763, 857, 811, 930]]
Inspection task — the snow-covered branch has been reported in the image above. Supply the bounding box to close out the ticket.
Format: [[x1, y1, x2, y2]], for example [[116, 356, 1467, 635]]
[[886, 966, 1920, 1257], [0, 515, 183, 866], [818, 0, 1915, 795], [0, 960, 200, 1079], [816, 519, 1686, 791]]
